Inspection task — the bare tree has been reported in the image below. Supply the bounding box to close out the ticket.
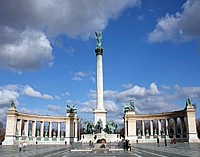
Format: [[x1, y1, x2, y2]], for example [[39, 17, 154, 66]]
[[0, 122, 5, 143]]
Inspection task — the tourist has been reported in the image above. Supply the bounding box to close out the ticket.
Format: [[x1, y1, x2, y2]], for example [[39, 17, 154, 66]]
[[164, 137, 167, 146], [128, 140, 131, 151], [18, 143, 22, 152], [157, 137, 159, 147], [123, 140, 126, 151], [126, 140, 129, 151], [23, 142, 27, 151]]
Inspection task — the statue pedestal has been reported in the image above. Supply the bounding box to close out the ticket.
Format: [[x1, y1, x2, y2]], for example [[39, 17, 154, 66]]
[[81, 133, 120, 143]]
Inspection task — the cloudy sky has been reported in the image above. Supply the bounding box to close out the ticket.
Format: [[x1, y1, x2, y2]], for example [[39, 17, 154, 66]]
[[0, 0, 200, 127]]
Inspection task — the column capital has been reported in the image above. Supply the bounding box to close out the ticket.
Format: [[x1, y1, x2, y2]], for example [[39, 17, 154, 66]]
[[95, 47, 103, 55]]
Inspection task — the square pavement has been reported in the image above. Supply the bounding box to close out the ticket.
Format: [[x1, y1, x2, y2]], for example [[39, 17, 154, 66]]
[[0, 142, 200, 157]]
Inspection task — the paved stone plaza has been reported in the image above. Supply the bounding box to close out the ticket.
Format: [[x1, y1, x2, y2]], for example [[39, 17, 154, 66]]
[[0, 142, 200, 157]]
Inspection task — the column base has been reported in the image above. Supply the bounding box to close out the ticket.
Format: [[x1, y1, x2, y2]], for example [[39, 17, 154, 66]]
[[3, 136, 15, 145], [188, 133, 199, 142], [93, 109, 107, 128]]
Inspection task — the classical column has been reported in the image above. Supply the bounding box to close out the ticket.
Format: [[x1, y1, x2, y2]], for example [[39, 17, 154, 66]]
[[74, 121, 78, 138], [173, 118, 177, 138], [40, 121, 44, 137], [49, 122, 52, 137], [58, 122, 60, 138], [150, 120, 153, 136], [24, 120, 29, 136], [32, 121, 36, 137], [180, 117, 183, 136], [17, 119, 22, 136], [142, 120, 145, 137], [166, 119, 169, 136], [93, 32, 107, 128], [65, 121, 69, 138], [158, 119, 162, 135]]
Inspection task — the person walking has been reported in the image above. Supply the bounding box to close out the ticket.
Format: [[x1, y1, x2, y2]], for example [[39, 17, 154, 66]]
[[157, 137, 160, 147], [164, 137, 167, 146]]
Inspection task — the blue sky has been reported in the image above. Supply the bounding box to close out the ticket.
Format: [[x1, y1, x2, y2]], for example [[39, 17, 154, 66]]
[[0, 0, 200, 126]]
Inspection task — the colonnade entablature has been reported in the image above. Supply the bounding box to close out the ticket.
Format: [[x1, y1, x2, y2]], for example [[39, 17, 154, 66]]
[[3, 103, 78, 145], [124, 99, 199, 143]]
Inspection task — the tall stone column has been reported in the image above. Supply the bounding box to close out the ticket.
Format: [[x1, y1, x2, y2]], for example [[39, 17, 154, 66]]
[[40, 121, 44, 137], [24, 120, 29, 136], [158, 119, 162, 135], [17, 119, 22, 136], [166, 119, 169, 136], [58, 122, 60, 138], [150, 120, 153, 136], [180, 117, 184, 136], [173, 118, 177, 138], [142, 120, 145, 137], [49, 122, 52, 137], [93, 37, 107, 128], [32, 121, 36, 137]]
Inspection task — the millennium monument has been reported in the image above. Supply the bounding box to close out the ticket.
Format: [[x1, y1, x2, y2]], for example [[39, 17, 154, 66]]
[[2, 32, 199, 145], [93, 31, 107, 128]]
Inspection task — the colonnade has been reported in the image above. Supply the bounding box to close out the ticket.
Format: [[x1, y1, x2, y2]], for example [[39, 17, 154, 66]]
[[3, 105, 78, 145], [124, 103, 199, 143], [134, 117, 187, 138]]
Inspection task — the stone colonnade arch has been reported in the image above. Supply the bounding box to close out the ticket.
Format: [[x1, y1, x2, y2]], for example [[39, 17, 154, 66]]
[[124, 103, 199, 143], [3, 106, 78, 145]]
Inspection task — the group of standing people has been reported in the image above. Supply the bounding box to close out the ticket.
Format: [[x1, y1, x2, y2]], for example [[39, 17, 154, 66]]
[[18, 142, 27, 152], [123, 139, 131, 151]]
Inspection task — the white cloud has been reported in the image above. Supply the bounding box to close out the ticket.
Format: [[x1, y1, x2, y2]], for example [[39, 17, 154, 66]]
[[148, 0, 200, 43], [0, 27, 53, 72], [72, 71, 95, 82], [23, 85, 54, 100], [0, 0, 141, 71], [20, 108, 39, 115], [122, 83, 134, 89], [48, 105, 63, 112], [79, 100, 96, 113], [61, 92, 70, 97], [104, 100, 119, 112], [0, 88, 19, 107]]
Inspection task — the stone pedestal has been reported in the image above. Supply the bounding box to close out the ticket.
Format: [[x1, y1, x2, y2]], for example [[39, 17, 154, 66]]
[[81, 133, 120, 143], [186, 105, 199, 142]]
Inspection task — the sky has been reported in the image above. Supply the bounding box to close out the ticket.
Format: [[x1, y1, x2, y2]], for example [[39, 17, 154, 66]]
[[0, 0, 200, 127]]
